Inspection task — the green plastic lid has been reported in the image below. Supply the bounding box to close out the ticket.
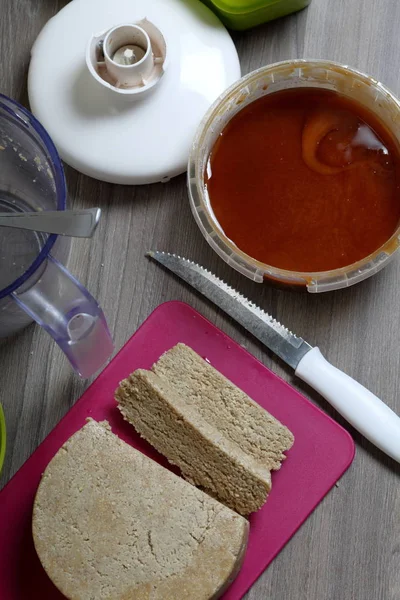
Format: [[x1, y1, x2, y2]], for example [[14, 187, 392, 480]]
[[0, 404, 6, 476], [208, 0, 278, 10]]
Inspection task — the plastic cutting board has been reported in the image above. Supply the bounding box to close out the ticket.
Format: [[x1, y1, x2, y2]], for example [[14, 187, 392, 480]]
[[0, 301, 355, 599]]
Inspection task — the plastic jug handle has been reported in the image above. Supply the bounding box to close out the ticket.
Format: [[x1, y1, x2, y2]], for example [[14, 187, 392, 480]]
[[12, 255, 113, 378]]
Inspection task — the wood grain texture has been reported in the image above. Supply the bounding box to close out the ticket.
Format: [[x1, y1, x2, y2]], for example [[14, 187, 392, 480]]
[[1, 1, 400, 599]]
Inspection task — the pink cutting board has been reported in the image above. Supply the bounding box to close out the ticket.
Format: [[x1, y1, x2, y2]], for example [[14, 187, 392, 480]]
[[0, 301, 355, 600]]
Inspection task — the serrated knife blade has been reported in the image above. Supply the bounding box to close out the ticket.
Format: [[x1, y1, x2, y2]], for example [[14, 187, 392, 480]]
[[147, 250, 400, 464], [147, 250, 311, 369]]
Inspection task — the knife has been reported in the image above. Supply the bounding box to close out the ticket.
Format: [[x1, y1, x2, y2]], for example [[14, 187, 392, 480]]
[[147, 250, 400, 463]]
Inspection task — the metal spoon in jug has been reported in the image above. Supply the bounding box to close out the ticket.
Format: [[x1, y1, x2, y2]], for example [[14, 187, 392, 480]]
[[0, 207, 101, 238]]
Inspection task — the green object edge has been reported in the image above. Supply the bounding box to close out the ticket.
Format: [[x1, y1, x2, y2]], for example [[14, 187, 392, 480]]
[[202, 0, 311, 30]]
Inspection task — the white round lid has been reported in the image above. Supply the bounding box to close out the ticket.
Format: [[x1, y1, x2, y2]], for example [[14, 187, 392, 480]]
[[28, 0, 240, 185]]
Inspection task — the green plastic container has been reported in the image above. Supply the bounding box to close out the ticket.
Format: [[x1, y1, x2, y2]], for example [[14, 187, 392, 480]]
[[202, 0, 311, 30]]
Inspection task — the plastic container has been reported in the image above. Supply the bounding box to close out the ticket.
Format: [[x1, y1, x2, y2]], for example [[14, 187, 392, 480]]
[[0, 95, 113, 376], [202, 0, 311, 30], [187, 60, 400, 293]]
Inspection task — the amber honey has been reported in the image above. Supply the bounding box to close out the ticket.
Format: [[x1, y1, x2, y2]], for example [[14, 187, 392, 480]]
[[205, 88, 400, 273]]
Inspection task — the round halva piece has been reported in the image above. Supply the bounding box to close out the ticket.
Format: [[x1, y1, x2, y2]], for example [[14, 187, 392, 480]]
[[32, 419, 249, 600]]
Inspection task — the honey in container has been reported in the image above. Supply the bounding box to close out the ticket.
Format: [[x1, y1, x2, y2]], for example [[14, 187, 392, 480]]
[[205, 88, 400, 274]]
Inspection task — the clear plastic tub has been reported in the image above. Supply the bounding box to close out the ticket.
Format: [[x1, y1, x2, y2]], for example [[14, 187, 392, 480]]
[[187, 60, 400, 292]]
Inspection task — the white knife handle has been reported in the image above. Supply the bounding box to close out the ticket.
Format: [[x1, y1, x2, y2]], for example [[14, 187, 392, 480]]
[[295, 347, 400, 463]]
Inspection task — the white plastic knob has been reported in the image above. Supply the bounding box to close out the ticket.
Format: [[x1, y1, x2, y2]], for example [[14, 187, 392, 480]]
[[103, 24, 154, 88], [86, 18, 167, 98]]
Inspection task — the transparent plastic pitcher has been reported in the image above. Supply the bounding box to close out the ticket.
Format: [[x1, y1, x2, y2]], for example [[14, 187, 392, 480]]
[[0, 95, 113, 377]]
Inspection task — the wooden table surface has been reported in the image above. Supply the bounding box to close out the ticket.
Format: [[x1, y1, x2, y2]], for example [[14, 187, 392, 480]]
[[1, 0, 400, 598]]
